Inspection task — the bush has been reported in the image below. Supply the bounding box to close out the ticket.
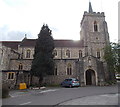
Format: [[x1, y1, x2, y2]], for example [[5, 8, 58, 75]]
[[46, 84, 60, 87], [105, 80, 117, 86], [2, 84, 9, 98]]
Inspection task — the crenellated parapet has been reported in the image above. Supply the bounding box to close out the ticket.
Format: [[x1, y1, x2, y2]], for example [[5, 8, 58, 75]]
[[81, 11, 105, 26], [84, 11, 104, 16]]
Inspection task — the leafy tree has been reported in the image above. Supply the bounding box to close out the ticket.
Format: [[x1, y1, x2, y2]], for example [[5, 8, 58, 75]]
[[31, 24, 54, 87], [104, 43, 116, 81], [104, 42, 120, 81], [112, 43, 120, 74], [117, 44, 120, 73]]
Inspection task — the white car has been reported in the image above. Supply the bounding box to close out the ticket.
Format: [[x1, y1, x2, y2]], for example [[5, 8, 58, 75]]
[[116, 74, 120, 80]]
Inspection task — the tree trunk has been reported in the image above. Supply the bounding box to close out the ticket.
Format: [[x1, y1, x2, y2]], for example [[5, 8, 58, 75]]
[[15, 71, 19, 89], [30, 75, 33, 87], [39, 76, 43, 89], [111, 71, 116, 82]]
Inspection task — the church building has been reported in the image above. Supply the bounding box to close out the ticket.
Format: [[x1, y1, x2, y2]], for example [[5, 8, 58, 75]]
[[0, 2, 110, 88]]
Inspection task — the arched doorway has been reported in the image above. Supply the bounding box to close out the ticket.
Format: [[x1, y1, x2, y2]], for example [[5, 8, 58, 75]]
[[85, 69, 96, 85]]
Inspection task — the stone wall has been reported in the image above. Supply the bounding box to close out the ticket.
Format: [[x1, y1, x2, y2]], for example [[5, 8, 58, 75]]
[[18, 47, 85, 60], [18, 47, 34, 59], [0, 46, 11, 71], [83, 56, 98, 85], [31, 59, 78, 85], [2, 72, 16, 89], [10, 59, 32, 70], [0, 44, 19, 71], [2, 71, 30, 89], [54, 47, 84, 59], [80, 10, 109, 62]]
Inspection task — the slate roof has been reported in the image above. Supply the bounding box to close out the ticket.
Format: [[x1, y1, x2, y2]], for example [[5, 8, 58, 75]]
[[20, 39, 84, 48], [1, 41, 21, 50], [54, 40, 84, 47], [1, 39, 84, 49], [20, 39, 36, 47]]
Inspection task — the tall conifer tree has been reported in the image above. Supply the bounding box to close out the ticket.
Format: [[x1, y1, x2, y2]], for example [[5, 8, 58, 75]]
[[31, 24, 54, 87]]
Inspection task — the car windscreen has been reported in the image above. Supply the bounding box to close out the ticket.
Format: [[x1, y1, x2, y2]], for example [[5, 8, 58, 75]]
[[116, 74, 120, 77], [75, 79, 79, 81], [65, 79, 72, 81]]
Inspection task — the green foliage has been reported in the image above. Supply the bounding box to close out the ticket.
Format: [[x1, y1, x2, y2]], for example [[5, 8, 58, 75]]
[[105, 80, 116, 85], [46, 84, 61, 87], [104, 42, 120, 80], [113, 43, 120, 73], [31, 24, 54, 84], [104, 43, 116, 72]]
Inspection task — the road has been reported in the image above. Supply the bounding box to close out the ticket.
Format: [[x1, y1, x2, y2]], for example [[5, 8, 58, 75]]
[[2, 85, 118, 106]]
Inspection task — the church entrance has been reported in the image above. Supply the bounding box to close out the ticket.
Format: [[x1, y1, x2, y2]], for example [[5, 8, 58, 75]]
[[85, 69, 96, 85]]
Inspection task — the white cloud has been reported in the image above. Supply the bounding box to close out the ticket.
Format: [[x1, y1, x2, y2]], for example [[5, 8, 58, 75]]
[[0, 25, 32, 41], [0, 0, 119, 42]]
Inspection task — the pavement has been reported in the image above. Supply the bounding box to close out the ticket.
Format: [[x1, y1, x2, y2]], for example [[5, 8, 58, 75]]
[[3, 85, 119, 105], [58, 82, 119, 105], [9, 86, 47, 98], [59, 93, 119, 105]]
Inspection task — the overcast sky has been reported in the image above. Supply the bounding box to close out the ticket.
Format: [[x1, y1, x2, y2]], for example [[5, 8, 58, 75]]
[[0, 0, 119, 42]]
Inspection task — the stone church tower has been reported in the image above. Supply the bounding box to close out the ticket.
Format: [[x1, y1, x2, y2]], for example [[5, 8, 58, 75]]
[[79, 2, 110, 86]]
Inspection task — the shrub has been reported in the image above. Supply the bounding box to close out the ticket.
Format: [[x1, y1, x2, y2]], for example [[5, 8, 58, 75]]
[[46, 84, 60, 87], [105, 80, 117, 86], [2, 84, 9, 98]]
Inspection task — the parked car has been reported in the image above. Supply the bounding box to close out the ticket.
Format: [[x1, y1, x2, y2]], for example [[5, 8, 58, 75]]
[[60, 78, 80, 88], [116, 74, 120, 80]]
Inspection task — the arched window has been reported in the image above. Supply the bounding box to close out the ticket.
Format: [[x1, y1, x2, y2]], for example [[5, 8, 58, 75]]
[[18, 63, 23, 70], [7, 72, 15, 80], [97, 51, 100, 58], [67, 64, 72, 75], [26, 49, 31, 58], [79, 50, 82, 58], [54, 66, 57, 75], [94, 21, 98, 32], [96, 49, 100, 58], [53, 50, 57, 57], [66, 50, 70, 58]]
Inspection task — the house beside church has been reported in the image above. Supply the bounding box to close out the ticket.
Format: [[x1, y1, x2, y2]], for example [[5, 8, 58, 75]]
[[0, 2, 110, 88]]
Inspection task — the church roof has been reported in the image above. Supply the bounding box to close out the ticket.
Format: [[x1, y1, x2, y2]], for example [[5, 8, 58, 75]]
[[54, 40, 84, 47], [1, 39, 84, 49], [20, 39, 84, 48], [1, 41, 21, 50], [20, 39, 83, 47], [20, 39, 36, 47]]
